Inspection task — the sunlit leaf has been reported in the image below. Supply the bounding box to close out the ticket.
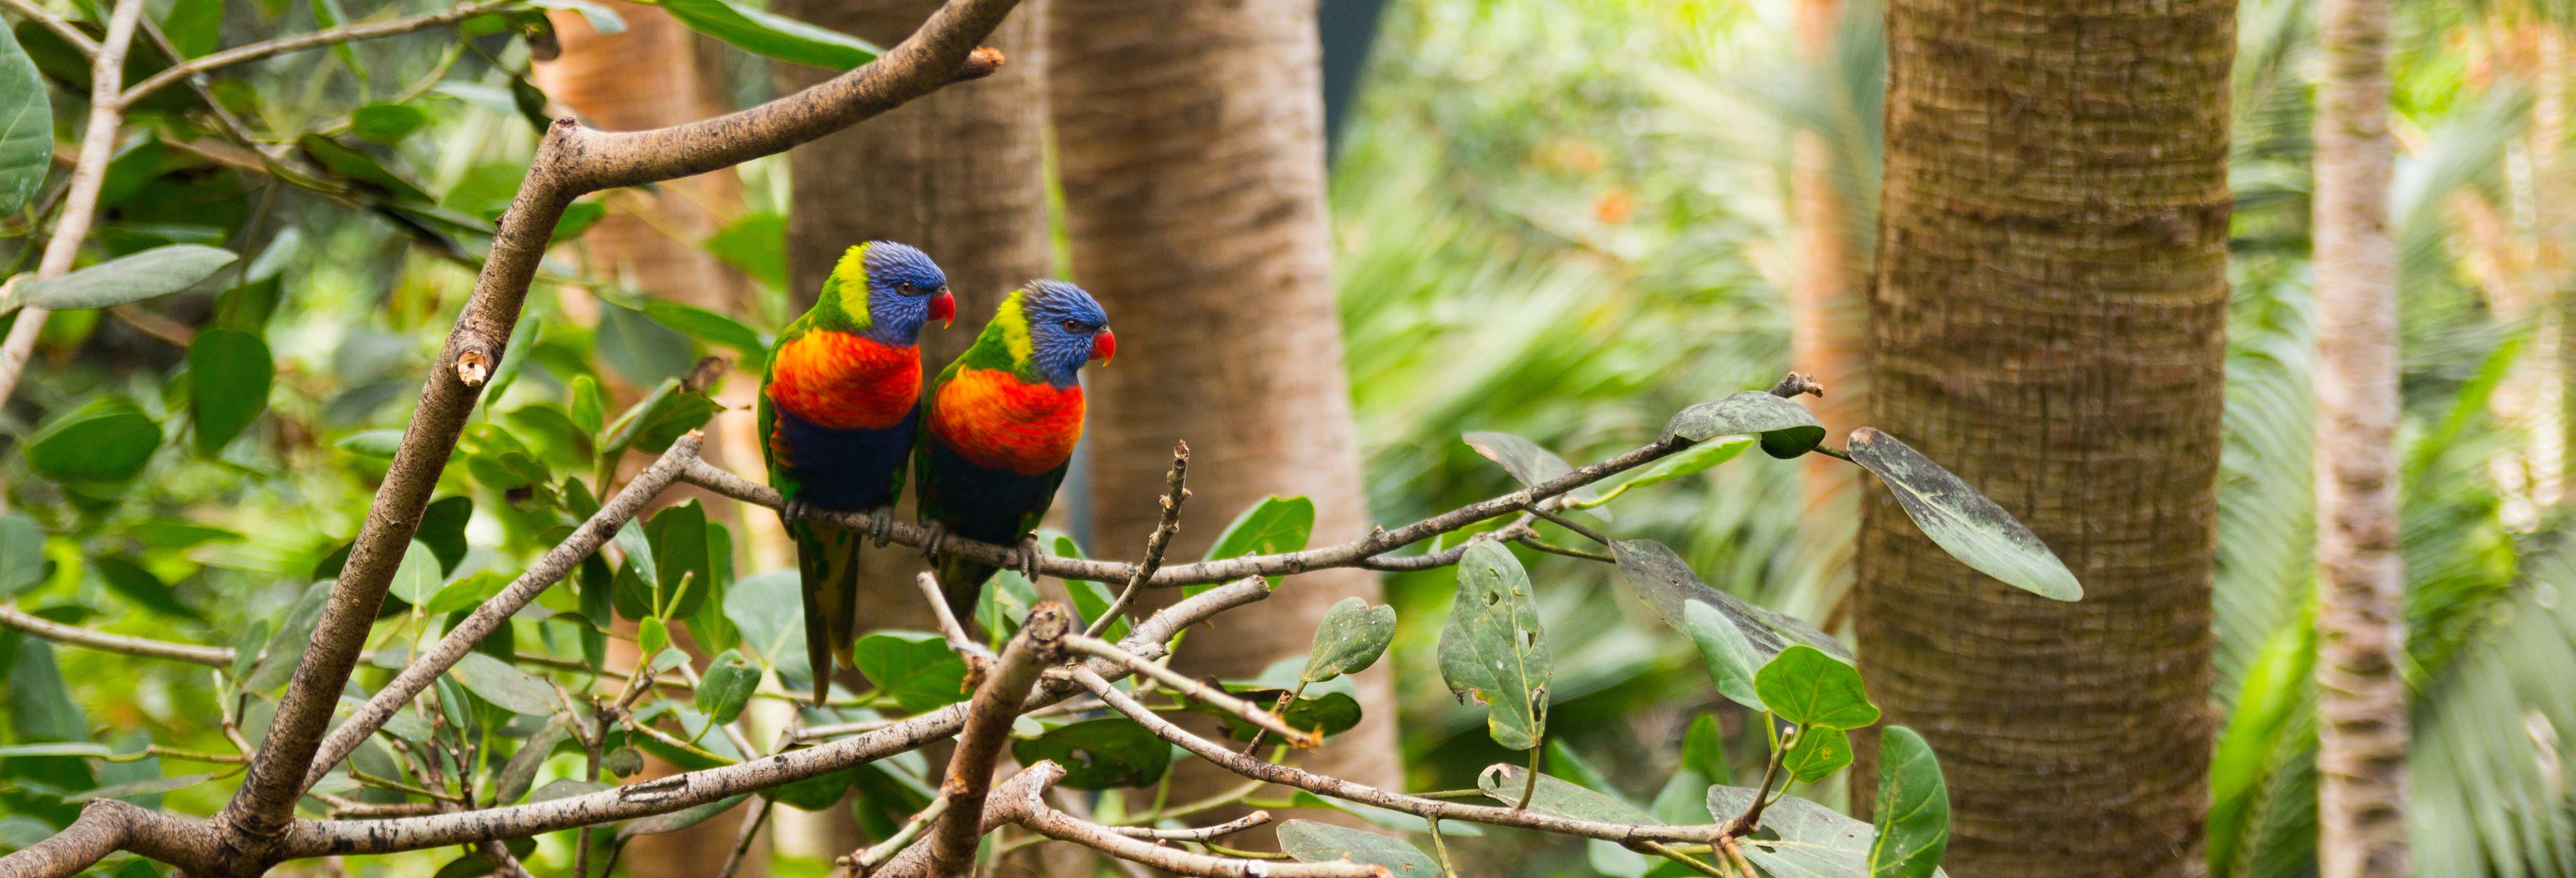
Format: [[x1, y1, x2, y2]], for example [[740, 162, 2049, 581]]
[[1782, 726, 1853, 783], [851, 630, 968, 713], [658, 0, 879, 70], [1302, 596, 1397, 683], [1755, 646, 1878, 730], [1685, 599, 1763, 710], [1661, 391, 1826, 459], [14, 245, 238, 312], [1196, 495, 1314, 593], [1847, 428, 2081, 601], [1438, 542, 1549, 750]]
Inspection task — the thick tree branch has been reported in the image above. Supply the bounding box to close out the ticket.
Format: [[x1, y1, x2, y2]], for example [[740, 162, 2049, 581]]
[[219, 0, 1021, 847], [122, 0, 520, 106], [299, 434, 702, 791], [0, 801, 214, 878], [1060, 633, 1318, 747], [1069, 669, 1724, 845], [0, 603, 233, 666], [929, 605, 1066, 874], [267, 578, 1270, 856], [677, 435, 1675, 588]]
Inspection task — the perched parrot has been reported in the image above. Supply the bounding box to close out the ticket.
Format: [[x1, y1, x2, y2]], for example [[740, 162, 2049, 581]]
[[758, 241, 955, 704], [914, 280, 1115, 623]]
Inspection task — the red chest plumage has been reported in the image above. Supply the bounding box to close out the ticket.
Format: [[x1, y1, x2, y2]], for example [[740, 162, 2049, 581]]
[[768, 330, 921, 430], [929, 368, 1084, 475]]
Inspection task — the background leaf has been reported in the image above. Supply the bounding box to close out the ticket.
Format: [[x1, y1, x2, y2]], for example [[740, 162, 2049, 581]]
[[1277, 819, 1442, 876], [1477, 764, 1659, 825], [25, 399, 160, 484], [188, 328, 273, 455], [16, 245, 238, 312], [450, 651, 559, 716], [1011, 718, 1170, 789], [0, 26, 48, 215], [851, 631, 968, 713]]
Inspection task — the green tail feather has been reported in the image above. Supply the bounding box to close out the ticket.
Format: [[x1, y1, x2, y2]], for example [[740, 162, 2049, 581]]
[[793, 519, 863, 705]]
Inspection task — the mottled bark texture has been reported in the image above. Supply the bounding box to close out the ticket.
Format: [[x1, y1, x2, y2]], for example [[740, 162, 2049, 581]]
[[1046, 0, 1403, 811], [531, 12, 764, 875], [2311, 0, 2410, 871], [1855, 0, 2235, 873]]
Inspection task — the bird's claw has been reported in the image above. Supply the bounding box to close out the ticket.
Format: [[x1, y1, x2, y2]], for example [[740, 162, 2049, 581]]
[[920, 520, 948, 560], [781, 498, 811, 527], [868, 507, 896, 548], [1018, 534, 1044, 582]]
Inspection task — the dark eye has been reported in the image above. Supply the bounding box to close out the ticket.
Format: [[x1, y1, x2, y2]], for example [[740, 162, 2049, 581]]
[[897, 282, 918, 295], [1061, 319, 1081, 332]]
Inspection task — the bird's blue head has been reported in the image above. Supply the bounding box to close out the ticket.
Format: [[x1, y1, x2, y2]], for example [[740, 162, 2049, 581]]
[[1014, 280, 1113, 387], [836, 241, 954, 345]]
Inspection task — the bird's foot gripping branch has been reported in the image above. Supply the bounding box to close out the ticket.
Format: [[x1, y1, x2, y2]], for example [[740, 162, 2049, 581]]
[[2, 345, 2077, 878]]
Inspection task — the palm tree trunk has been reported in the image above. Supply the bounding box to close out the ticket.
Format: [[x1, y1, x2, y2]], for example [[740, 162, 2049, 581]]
[[2312, 0, 2409, 870], [1046, 0, 1404, 813], [532, 6, 766, 876], [1853, 0, 2235, 872]]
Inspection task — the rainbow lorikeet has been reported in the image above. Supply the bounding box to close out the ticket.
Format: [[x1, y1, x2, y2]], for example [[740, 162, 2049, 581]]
[[914, 280, 1115, 622], [758, 241, 955, 704]]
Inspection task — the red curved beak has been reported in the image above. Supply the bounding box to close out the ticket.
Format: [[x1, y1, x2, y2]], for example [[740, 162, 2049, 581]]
[[1091, 328, 1116, 364], [928, 290, 956, 329]]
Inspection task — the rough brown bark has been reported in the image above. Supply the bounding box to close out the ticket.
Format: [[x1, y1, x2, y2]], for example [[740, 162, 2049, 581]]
[[1854, 0, 2235, 873], [531, 10, 763, 875], [2311, 0, 2409, 871], [1046, 0, 1403, 813]]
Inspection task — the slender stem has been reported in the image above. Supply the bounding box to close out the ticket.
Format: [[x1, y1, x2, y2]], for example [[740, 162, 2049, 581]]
[[1429, 819, 1458, 878], [850, 797, 948, 871], [0, 0, 145, 417], [914, 570, 984, 656], [1515, 736, 1543, 810], [0, 604, 233, 666], [1240, 683, 1306, 754], [1515, 534, 1615, 563], [1726, 721, 1790, 836], [1639, 841, 1730, 877], [1104, 812, 1271, 842], [1521, 504, 1611, 547], [713, 796, 771, 878], [121, 1, 520, 105], [1061, 634, 1318, 746], [1086, 442, 1189, 637], [1810, 445, 1853, 462]]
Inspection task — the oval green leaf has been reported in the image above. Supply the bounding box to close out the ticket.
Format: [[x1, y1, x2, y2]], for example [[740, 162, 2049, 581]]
[[1302, 596, 1396, 683], [694, 649, 760, 725], [1684, 599, 1762, 710], [1477, 764, 1660, 825], [1754, 645, 1879, 730], [1847, 428, 2082, 601], [17, 245, 239, 312], [1660, 391, 1826, 459], [1437, 541, 1550, 751], [1870, 726, 1951, 878], [1010, 718, 1171, 790], [188, 328, 273, 455], [1782, 725, 1853, 783], [26, 399, 161, 485], [852, 630, 969, 713], [450, 651, 559, 716], [1277, 819, 1441, 877], [658, 0, 880, 70], [0, 25, 48, 216], [1195, 495, 1314, 593]]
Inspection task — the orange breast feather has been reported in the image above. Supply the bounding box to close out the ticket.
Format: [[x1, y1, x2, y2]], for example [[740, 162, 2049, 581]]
[[768, 331, 921, 430], [929, 368, 1084, 475]]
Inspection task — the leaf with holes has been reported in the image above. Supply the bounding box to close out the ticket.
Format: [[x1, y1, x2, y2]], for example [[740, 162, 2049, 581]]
[[1302, 597, 1396, 683], [1010, 717, 1169, 789], [1848, 428, 2081, 601], [1755, 646, 1879, 730], [1783, 726, 1853, 783], [1661, 391, 1827, 459], [1437, 542, 1550, 750], [1277, 820, 1441, 877]]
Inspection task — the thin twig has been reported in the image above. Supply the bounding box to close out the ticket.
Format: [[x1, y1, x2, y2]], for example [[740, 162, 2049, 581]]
[[914, 570, 984, 657], [1060, 634, 1318, 747], [1428, 819, 1457, 878], [0, 604, 232, 666], [122, 1, 521, 105], [845, 797, 947, 874], [1522, 504, 1611, 547], [714, 795, 771, 878], [1639, 840, 1731, 878], [1104, 812, 1272, 841], [927, 605, 1069, 874], [1085, 442, 1189, 637], [0, 0, 95, 54], [1516, 534, 1615, 563], [0, 0, 145, 416]]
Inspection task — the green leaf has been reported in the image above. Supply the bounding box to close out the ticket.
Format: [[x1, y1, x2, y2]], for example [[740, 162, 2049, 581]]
[[0, 25, 47, 216], [695, 649, 760, 725], [1869, 727, 1949, 878], [94, 555, 200, 620], [724, 570, 806, 682], [852, 630, 969, 713], [1846, 428, 2082, 601], [1755, 646, 1879, 730], [1660, 391, 1826, 459], [1782, 726, 1852, 783], [1181, 687, 1364, 742], [704, 212, 786, 288], [619, 793, 749, 840], [1587, 435, 1754, 505], [643, 299, 767, 370], [1682, 713, 1731, 786], [0, 742, 110, 757], [8, 636, 85, 741], [1612, 538, 1849, 662], [644, 501, 713, 619], [1437, 542, 1550, 750], [1301, 596, 1396, 683], [334, 429, 403, 459], [299, 134, 430, 202], [162, 0, 221, 57], [1197, 495, 1314, 593], [1462, 431, 1602, 506], [658, 0, 880, 70], [1010, 717, 1170, 789], [349, 103, 430, 145], [600, 378, 723, 458], [450, 651, 560, 716], [550, 200, 606, 243], [494, 718, 572, 805], [1706, 786, 1951, 878], [418, 495, 473, 576], [389, 540, 444, 604], [639, 616, 670, 657], [304, 0, 362, 74], [13, 245, 239, 312], [1684, 600, 1762, 710], [25, 398, 160, 484], [1276, 820, 1441, 877], [64, 772, 212, 803], [1477, 765, 1660, 825], [187, 328, 273, 455], [568, 375, 604, 434], [0, 513, 46, 597], [420, 569, 512, 616], [974, 569, 1038, 644]]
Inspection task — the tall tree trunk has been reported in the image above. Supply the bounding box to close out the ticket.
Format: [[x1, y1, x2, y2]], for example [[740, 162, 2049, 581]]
[[532, 8, 766, 876], [1047, 0, 1404, 813], [2312, 0, 2409, 870], [766, 0, 1052, 864], [1853, 0, 2235, 873]]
